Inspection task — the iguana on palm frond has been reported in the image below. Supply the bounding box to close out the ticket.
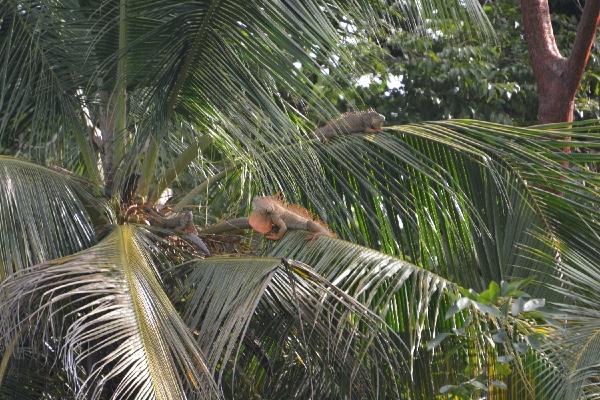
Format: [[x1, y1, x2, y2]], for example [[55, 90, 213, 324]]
[[125, 205, 210, 254], [308, 109, 385, 142], [249, 194, 335, 241]]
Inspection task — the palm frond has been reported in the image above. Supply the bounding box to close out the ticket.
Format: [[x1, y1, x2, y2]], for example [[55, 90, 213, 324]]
[[0, 1, 91, 159], [178, 254, 409, 398], [183, 119, 600, 397], [0, 347, 76, 400], [238, 121, 600, 295], [0, 156, 107, 278], [530, 242, 600, 399], [1, 0, 493, 178], [0, 225, 219, 399], [264, 232, 576, 398], [177, 257, 280, 378]]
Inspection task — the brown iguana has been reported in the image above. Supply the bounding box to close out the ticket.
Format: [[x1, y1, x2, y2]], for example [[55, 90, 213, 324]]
[[308, 110, 385, 142], [248, 194, 335, 240]]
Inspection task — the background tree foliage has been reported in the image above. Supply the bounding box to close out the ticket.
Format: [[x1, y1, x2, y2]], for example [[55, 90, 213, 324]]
[[321, 0, 600, 126]]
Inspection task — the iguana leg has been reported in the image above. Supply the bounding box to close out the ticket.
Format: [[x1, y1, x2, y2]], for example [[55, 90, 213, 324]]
[[265, 215, 287, 240], [175, 217, 197, 234], [306, 220, 327, 242], [305, 232, 322, 244]]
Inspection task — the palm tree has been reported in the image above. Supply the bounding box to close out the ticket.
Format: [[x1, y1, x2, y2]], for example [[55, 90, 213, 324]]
[[1, 0, 600, 399]]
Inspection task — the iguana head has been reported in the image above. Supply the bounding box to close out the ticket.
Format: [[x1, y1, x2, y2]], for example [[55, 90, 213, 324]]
[[248, 196, 275, 233], [370, 112, 385, 131], [183, 210, 193, 223]]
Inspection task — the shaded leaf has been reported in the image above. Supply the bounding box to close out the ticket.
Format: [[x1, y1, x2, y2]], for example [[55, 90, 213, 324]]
[[511, 297, 525, 316], [526, 335, 542, 351], [428, 333, 451, 350], [497, 355, 513, 364], [445, 297, 473, 320], [492, 331, 507, 344]]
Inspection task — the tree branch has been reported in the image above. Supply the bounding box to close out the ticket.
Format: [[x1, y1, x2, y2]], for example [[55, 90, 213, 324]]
[[148, 135, 212, 203], [172, 164, 239, 212], [197, 218, 252, 235], [566, 0, 600, 91], [520, 0, 564, 71]]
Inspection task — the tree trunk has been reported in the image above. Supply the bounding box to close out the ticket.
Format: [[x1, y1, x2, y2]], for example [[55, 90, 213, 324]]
[[521, 0, 600, 124], [521, 0, 600, 174]]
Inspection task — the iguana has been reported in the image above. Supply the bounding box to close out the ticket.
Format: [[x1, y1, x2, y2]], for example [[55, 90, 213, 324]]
[[145, 208, 211, 255], [147, 209, 195, 233], [248, 195, 335, 240], [308, 110, 385, 142]]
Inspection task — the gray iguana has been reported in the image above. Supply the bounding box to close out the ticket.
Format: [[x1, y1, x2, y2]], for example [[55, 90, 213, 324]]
[[145, 209, 211, 255], [308, 110, 385, 142]]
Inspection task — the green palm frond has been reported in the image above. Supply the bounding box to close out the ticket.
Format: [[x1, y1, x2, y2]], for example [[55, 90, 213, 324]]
[[0, 1, 492, 176], [152, 117, 600, 397], [0, 348, 75, 400], [6, 0, 600, 397], [175, 232, 557, 398], [178, 254, 408, 398], [177, 257, 280, 377], [222, 121, 600, 397], [266, 232, 450, 397], [244, 121, 600, 295], [0, 225, 218, 400], [0, 1, 92, 159], [263, 232, 579, 398], [529, 243, 600, 399], [0, 156, 107, 278]]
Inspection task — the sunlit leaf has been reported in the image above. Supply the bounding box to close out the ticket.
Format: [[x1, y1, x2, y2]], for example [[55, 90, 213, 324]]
[[0, 225, 217, 399], [523, 298, 545, 312]]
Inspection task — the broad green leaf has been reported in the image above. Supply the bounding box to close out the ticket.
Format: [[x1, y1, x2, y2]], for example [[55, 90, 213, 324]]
[[440, 384, 455, 394], [514, 342, 529, 354], [469, 380, 488, 391], [526, 335, 542, 351], [501, 300, 510, 316], [523, 298, 545, 312], [478, 289, 494, 304], [497, 355, 514, 363], [491, 380, 507, 389], [445, 297, 473, 320], [511, 297, 525, 316], [428, 333, 451, 350], [472, 301, 502, 317], [500, 280, 510, 296], [492, 331, 507, 344], [489, 281, 501, 301], [458, 287, 479, 301]]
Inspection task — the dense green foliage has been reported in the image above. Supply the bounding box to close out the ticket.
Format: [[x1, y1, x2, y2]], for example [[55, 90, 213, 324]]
[[320, 0, 600, 126], [1, 0, 600, 399]]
